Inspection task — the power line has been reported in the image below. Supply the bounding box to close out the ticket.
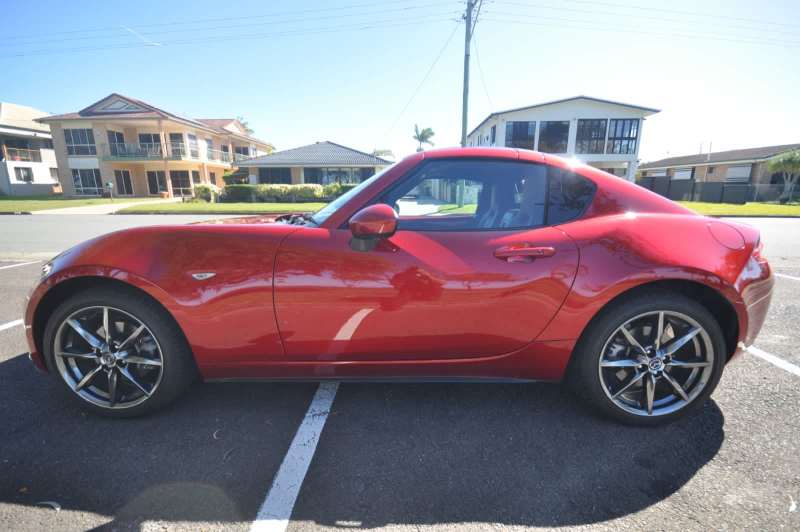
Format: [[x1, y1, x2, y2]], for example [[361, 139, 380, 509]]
[[0, 2, 461, 48], [481, 15, 800, 48], [563, 0, 797, 29], [472, 34, 493, 109], [382, 20, 462, 142], [0, 16, 459, 58], [492, 1, 800, 39], [3, 0, 460, 39]]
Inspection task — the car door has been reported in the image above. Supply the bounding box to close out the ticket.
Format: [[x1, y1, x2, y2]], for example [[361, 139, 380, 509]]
[[273, 158, 583, 362]]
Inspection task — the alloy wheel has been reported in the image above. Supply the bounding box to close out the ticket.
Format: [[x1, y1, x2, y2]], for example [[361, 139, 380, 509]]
[[53, 306, 164, 409], [597, 310, 714, 417]]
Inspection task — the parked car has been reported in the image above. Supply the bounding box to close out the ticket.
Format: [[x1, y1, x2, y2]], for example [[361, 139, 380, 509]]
[[24, 147, 773, 425]]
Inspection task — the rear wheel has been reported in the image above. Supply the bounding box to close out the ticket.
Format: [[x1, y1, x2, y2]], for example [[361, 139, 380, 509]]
[[43, 287, 197, 417], [570, 292, 726, 426]]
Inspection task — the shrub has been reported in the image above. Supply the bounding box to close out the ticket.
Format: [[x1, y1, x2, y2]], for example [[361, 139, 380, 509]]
[[221, 184, 257, 202], [194, 183, 220, 203], [253, 184, 323, 202], [322, 183, 342, 198], [340, 183, 359, 195], [223, 170, 249, 185]]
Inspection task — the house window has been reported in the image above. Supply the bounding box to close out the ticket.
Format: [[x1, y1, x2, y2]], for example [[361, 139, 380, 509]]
[[169, 133, 185, 157], [50, 168, 58, 180], [64, 128, 96, 155], [169, 170, 192, 196], [71, 168, 102, 195], [107, 130, 124, 156], [504, 121, 536, 150], [607, 119, 639, 154], [258, 167, 291, 184], [192, 170, 201, 184], [672, 168, 693, 180], [146, 170, 168, 195], [576, 119, 607, 154], [303, 167, 363, 185], [538, 121, 570, 153], [725, 165, 752, 183], [14, 167, 34, 182], [490, 125, 496, 145], [187, 134, 199, 158], [707, 166, 715, 175], [114, 169, 134, 195], [209, 171, 216, 184]]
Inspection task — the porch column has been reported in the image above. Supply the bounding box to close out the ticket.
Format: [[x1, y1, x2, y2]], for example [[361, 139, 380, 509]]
[[625, 160, 639, 182]]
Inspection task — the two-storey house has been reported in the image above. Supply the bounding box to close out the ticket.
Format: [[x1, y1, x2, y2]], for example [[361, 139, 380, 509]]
[[467, 96, 659, 181], [38, 94, 273, 197], [0, 102, 59, 196]]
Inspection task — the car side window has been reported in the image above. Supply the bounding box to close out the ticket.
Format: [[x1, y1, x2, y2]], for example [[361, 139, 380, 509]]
[[380, 159, 548, 231], [547, 167, 596, 224]]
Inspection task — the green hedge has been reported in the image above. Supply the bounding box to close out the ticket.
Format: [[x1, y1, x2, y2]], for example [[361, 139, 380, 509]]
[[220, 183, 327, 203]]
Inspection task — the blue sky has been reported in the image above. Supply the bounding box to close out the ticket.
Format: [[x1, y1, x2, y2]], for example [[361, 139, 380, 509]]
[[2, 0, 798, 161]]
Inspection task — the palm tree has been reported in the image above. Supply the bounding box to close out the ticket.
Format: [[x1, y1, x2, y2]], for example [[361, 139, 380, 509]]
[[413, 124, 435, 152], [767, 149, 800, 203]]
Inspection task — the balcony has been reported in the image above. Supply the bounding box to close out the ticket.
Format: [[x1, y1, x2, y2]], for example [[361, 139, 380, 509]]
[[102, 142, 165, 161], [2, 147, 42, 162], [207, 148, 232, 163]]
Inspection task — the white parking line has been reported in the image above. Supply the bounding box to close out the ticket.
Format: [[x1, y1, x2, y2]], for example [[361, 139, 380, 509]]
[[0, 319, 23, 332], [251, 382, 339, 532], [748, 346, 800, 377], [776, 273, 800, 282], [0, 260, 40, 271]]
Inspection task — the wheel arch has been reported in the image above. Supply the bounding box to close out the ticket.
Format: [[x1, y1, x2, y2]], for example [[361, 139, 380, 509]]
[[32, 276, 192, 372], [568, 279, 740, 370]]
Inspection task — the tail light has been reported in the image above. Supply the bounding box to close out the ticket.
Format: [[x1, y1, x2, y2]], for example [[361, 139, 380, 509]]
[[752, 239, 767, 264]]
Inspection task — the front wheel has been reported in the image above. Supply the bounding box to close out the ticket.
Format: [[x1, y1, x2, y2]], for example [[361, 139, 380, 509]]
[[569, 292, 727, 426], [43, 287, 197, 417]]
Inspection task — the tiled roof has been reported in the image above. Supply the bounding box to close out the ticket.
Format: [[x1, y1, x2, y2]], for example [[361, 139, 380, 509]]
[[468, 95, 660, 138], [37, 93, 270, 146], [640, 143, 800, 169], [236, 141, 391, 167]]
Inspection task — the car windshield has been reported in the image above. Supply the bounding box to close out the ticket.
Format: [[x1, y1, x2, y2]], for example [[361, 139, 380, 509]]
[[310, 164, 395, 225]]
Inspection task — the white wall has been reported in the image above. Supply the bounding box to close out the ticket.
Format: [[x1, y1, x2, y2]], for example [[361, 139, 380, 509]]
[[466, 99, 653, 172], [0, 148, 58, 195]]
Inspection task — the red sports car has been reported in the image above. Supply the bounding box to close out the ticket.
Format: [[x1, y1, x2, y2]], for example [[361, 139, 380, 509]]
[[24, 148, 773, 425]]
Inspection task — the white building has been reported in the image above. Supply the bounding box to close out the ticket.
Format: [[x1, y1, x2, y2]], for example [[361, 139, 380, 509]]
[[0, 102, 59, 196], [466, 96, 659, 181]]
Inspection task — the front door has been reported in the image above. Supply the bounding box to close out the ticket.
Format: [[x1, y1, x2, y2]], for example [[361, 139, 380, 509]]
[[274, 158, 587, 362]]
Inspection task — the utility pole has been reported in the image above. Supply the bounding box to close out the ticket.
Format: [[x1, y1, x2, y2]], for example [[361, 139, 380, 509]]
[[460, 0, 477, 147]]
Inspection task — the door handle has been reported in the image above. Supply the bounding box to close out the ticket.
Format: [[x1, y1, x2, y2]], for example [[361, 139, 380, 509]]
[[494, 244, 556, 263]]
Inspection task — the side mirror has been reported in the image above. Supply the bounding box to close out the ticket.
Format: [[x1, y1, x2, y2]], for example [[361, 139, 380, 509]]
[[349, 203, 398, 251]]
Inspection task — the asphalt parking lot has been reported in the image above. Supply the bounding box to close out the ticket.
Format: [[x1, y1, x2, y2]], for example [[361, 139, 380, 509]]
[[0, 215, 798, 531]]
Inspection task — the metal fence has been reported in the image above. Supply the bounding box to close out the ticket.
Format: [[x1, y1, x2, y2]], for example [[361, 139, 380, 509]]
[[637, 177, 799, 204]]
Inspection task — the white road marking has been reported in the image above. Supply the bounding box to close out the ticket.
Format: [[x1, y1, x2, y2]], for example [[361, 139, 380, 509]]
[[251, 382, 339, 532], [0, 260, 40, 271], [0, 319, 24, 332], [775, 273, 800, 282], [748, 346, 800, 378]]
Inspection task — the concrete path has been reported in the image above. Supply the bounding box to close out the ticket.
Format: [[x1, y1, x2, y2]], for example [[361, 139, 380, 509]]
[[30, 197, 181, 215]]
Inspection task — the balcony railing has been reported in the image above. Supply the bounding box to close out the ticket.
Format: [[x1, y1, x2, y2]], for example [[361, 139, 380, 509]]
[[104, 142, 164, 160], [207, 148, 232, 163], [233, 152, 252, 162], [3, 147, 42, 162]]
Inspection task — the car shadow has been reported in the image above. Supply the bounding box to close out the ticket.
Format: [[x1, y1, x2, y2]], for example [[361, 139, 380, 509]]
[[292, 382, 726, 529], [0, 354, 725, 529]]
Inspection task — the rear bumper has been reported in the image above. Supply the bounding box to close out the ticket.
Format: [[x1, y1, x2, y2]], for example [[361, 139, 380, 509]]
[[732, 254, 774, 358]]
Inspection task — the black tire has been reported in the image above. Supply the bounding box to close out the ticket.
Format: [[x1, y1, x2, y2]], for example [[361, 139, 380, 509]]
[[568, 291, 727, 426], [43, 286, 197, 418]]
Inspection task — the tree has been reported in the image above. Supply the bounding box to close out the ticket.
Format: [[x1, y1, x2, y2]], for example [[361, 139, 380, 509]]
[[236, 116, 255, 135], [413, 124, 435, 152], [767, 149, 800, 203], [372, 148, 394, 159]]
